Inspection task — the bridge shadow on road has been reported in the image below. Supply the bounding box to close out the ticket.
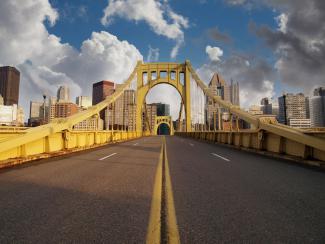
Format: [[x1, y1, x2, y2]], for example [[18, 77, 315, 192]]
[[0, 180, 152, 243]]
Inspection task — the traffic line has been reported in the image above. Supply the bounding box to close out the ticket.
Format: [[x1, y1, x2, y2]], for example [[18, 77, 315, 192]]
[[146, 136, 180, 244], [211, 153, 230, 162], [189, 143, 194, 147], [98, 153, 117, 161], [133, 143, 139, 146]]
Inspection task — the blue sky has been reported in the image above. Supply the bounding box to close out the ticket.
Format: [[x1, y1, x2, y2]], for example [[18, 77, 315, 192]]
[[48, 0, 277, 66], [1, 0, 324, 117]]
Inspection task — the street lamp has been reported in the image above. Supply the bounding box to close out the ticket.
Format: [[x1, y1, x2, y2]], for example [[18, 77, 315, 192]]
[[43, 94, 47, 124]]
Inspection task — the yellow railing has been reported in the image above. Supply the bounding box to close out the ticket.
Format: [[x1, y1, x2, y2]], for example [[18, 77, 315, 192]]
[[186, 61, 325, 154], [176, 131, 325, 165], [0, 130, 147, 168]]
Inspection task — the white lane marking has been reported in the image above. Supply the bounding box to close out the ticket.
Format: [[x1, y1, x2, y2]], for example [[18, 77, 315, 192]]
[[99, 153, 117, 161], [133, 143, 139, 146], [211, 153, 230, 162], [189, 143, 194, 147]]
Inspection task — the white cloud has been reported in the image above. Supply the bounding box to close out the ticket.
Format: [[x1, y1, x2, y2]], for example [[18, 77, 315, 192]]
[[54, 31, 143, 95], [197, 52, 275, 109], [18, 61, 82, 102], [206, 45, 223, 62], [275, 13, 288, 34], [101, 0, 189, 58], [0, 0, 143, 117]]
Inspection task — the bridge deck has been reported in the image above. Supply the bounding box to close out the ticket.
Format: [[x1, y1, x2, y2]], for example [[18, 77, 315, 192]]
[[0, 136, 325, 242]]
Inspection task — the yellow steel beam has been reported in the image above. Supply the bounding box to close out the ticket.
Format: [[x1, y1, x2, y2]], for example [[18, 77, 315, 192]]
[[0, 61, 141, 155], [185, 61, 325, 152]]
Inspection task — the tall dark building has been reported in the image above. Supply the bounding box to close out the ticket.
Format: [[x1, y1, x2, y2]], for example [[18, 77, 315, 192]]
[[92, 80, 115, 129], [156, 103, 170, 116], [0, 66, 20, 105], [260, 97, 272, 115], [92, 80, 115, 105]]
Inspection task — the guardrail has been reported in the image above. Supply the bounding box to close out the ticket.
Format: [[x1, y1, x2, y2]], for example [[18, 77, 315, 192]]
[[0, 130, 146, 169], [176, 130, 325, 167]]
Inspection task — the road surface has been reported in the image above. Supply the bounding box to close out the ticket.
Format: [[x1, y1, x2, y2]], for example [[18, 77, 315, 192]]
[[0, 135, 325, 243]]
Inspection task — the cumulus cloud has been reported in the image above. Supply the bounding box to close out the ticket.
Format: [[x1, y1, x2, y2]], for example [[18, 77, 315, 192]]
[[54, 31, 142, 94], [101, 0, 189, 58], [0, 0, 143, 117], [206, 45, 223, 62], [226, 0, 325, 94], [197, 52, 275, 108]]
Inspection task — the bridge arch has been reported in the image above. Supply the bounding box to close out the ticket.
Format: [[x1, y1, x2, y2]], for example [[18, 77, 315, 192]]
[[156, 123, 171, 135], [153, 116, 174, 135], [136, 62, 191, 133]]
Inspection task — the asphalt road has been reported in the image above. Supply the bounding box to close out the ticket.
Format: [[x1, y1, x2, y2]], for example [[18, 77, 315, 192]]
[[0, 136, 161, 243], [1, 135, 325, 243], [167, 136, 325, 243]]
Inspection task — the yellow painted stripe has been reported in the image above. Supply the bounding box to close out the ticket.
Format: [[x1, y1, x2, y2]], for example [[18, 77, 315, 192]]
[[163, 136, 181, 244], [146, 142, 163, 244], [146, 136, 180, 244]]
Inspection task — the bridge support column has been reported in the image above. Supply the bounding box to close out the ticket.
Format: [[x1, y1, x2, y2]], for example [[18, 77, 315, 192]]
[[185, 63, 192, 132]]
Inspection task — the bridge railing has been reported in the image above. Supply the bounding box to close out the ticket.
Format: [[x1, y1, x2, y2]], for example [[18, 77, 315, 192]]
[[0, 130, 149, 168], [0, 61, 142, 165], [186, 61, 325, 158], [176, 130, 325, 165]]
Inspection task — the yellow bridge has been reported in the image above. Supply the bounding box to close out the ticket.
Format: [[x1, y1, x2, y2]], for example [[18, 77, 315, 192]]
[[0, 61, 324, 168]]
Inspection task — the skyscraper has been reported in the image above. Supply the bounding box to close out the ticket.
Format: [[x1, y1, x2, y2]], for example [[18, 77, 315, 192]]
[[230, 79, 240, 106], [76, 96, 92, 109], [0, 66, 20, 105], [260, 97, 272, 114], [28, 101, 43, 126], [155, 103, 170, 116], [309, 87, 325, 127], [278, 93, 310, 127], [92, 80, 115, 105], [206, 73, 240, 130], [92, 80, 115, 129], [57, 85, 70, 102]]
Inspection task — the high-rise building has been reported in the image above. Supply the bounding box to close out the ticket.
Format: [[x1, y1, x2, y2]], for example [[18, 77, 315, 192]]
[[92, 80, 115, 105], [92, 80, 115, 129], [53, 102, 78, 118], [0, 104, 24, 126], [278, 93, 309, 127], [309, 87, 325, 127], [0, 66, 20, 105], [57, 85, 70, 102], [260, 97, 272, 115], [230, 79, 240, 106], [106, 86, 136, 130], [145, 103, 157, 131], [28, 101, 43, 126], [156, 103, 170, 116], [76, 96, 92, 109], [206, 73, 240, 130]]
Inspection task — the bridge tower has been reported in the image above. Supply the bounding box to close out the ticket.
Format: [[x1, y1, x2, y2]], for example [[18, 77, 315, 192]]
[[135, 61, 192, 133]]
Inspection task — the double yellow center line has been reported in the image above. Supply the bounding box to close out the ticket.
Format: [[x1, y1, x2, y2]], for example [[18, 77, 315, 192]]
[[146, 136, 180, 244]]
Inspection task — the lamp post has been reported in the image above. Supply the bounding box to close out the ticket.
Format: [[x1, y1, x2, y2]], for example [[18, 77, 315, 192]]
[[43, 94, 47, 124]]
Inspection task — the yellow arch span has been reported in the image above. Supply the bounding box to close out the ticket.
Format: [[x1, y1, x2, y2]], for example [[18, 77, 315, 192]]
[[136, 62, 191, 133], [153, 116, 174, 136]]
